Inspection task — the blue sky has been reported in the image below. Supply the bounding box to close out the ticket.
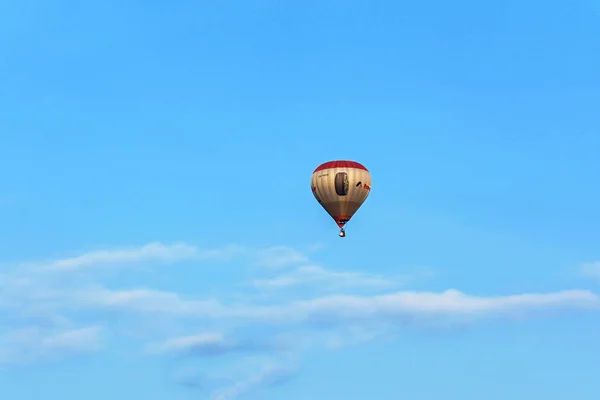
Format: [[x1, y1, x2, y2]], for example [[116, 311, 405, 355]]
[[2, 0, 600, 398]]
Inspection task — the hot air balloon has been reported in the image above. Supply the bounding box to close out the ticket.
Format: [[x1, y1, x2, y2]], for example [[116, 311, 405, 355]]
[[310, 160, 372, 237]]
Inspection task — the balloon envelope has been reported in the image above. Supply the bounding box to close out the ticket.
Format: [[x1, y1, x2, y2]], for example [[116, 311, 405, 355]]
[[310, 160, 372, 228]]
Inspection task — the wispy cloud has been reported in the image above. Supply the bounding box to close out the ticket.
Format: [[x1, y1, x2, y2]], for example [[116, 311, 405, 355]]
[[254, 246, 309, 268], [253, 265, 401, 290], [12, 242, 309, 277], [287, 289, 599, 323], [59, 286, 226, 317], [150, 333, 228, 355], [169, 367, 233, 391], [148, 332, 279, 357], [33, 242, 244, 272], [0, 326, 103, 365], [2, 241, 600, 399], [207, 364, 298, 400], [41, 285, 599, 325]]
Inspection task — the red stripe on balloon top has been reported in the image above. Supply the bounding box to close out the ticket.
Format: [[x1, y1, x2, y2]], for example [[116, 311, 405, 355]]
[[313, 160, 368, 173]]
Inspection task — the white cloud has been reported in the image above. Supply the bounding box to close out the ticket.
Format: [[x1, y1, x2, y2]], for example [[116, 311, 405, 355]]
[[5, 246, 599, 327], [11, 242, 309, 277], [149, 332, 281, 359], [3, 240, 600, 399], [34, 242, 244, 272], [287, 289, 599, 322], [47, 285, 599, 325], [252, 265, 398, 290], [150, 333, 226, 355], [0, 326, 103, 365], [44, 242, 197, 271], [169, 366, 234, 391], [207, 364, 297, 400], [66, 287, 225, 316], [40, 327, 103, 352], [254, 246, 309, 268]]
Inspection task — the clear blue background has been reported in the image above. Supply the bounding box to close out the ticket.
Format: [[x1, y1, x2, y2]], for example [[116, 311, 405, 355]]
[[1, 0, 600, 399]]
